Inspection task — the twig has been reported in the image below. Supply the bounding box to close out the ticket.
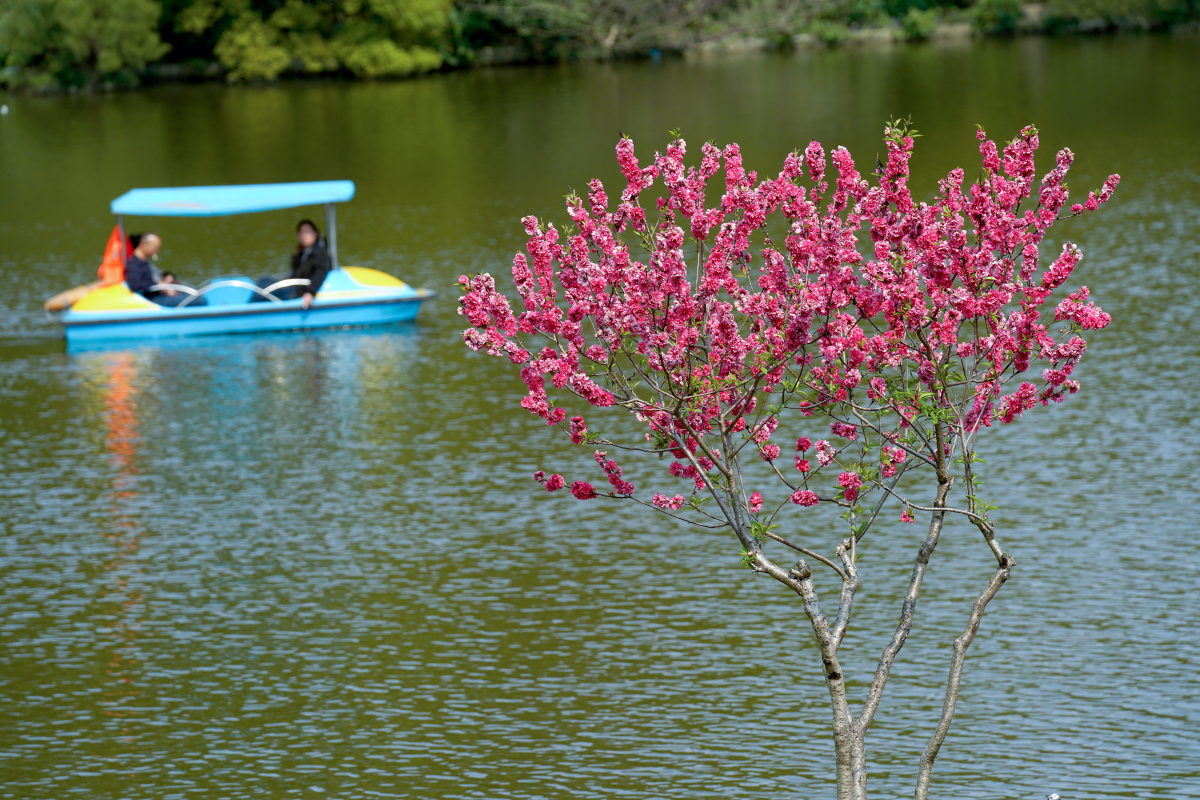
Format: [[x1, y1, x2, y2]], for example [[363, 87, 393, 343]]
[[763, 531, 845, 580]]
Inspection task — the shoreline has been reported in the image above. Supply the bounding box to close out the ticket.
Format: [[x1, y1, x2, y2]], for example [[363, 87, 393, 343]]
[[5, 18, 1198, 95]]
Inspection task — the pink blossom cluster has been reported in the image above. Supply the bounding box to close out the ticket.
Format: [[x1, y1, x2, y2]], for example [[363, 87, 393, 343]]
[[533, 470, 565, 492], [881, 446, 908, 478], [460, 124, 1117, 526], [837, 471, 863, 502], [653, 492, 687, 510], [595, 450, 635, 496]]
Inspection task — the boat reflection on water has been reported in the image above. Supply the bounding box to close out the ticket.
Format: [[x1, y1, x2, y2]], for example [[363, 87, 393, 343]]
[[69, 323, 427, 764], [91, 351, 149, 757], [73, 324, 427, 463]]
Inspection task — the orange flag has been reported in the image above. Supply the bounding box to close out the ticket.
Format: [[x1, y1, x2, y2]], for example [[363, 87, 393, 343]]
[[98, 225, 133, 285]]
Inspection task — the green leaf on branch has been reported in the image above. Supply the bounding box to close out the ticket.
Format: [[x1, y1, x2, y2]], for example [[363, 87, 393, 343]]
[[839, 504, 866, 534], [884, 116, 922, 146], [750, 519, 781, 543], [965, 493, 1000, 519]]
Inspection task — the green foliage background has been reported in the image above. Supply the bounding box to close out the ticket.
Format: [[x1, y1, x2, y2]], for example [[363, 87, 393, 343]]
[[0, 0, 170, 89], [1, 0, 1196, 89]]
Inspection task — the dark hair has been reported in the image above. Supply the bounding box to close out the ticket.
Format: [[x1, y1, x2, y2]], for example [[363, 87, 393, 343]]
[[129, 233, 142, 248], [296, 219, 320, 235]]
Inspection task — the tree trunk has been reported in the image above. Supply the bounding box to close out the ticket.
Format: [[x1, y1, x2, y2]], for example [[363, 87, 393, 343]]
[[834, 720, 854, 800], [848, 725, 867, 800]]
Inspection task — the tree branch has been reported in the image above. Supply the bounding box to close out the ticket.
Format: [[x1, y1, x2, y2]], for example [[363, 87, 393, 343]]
[[829, 538, 859, 652], [914, 553, 1014, 799], [857, 425, 954, 732], [763, 531, 845, 580]]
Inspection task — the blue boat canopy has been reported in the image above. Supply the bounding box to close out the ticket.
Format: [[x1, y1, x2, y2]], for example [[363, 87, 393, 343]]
[[111, 180, 355, 217]]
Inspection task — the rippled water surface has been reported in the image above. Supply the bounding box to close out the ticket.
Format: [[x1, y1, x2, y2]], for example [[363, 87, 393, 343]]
[[1, 35, 1198, 799]]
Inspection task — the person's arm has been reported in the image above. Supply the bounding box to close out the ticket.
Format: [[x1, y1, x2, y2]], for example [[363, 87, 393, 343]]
[[124, 258, 154, 295], [300, 243, 332, 309]]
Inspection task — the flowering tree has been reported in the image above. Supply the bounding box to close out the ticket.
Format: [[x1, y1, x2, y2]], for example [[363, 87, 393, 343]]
[[459, 121, 1119, 800]]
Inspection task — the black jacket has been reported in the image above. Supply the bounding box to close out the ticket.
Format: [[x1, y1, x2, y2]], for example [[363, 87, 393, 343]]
[[124, 255, 156, 296], [291, 237, 332, 297]]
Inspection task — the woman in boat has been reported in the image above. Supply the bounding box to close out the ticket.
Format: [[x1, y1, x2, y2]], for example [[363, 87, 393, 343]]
[[291, 219, 330, 309], [255, 220, 330, 308]]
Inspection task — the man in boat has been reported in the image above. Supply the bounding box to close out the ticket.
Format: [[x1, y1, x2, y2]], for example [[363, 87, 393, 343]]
[[253, 219, 330, 309], [124, 233, 205, 307]]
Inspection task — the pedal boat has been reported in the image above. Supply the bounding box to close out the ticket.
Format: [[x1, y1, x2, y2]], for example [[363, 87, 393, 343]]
[[51, 181, 434, 344]]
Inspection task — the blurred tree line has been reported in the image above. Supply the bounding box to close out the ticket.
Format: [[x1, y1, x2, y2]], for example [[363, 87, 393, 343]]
[[1, 0, 1196, 89]]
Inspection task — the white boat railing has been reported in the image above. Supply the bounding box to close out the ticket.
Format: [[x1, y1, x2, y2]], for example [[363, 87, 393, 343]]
[[148, 278, 311, 309]]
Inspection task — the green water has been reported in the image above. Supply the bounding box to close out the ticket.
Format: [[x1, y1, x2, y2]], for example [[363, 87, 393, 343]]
[[1, 35, 1198, 799]]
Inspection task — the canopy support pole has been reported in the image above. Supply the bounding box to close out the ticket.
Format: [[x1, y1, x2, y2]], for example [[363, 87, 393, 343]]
[[116, 215, 126, 262], [325, 203, 339, 271]]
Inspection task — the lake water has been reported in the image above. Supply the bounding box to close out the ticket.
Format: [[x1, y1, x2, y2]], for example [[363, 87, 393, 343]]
[[1, 34, 1198, 799]]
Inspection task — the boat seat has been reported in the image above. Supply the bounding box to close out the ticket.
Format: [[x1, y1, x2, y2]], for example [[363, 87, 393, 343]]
[[201, 275, 258, 306]]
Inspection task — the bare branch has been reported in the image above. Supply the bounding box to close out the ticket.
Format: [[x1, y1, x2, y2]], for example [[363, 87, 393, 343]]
[[621, 495, 730, 529], [870, 483, 992, 529], [829, 538, 859, 652], [858, 424, 954, 732], [763, 531, 846, 580], [915, 553, 1015, 799]]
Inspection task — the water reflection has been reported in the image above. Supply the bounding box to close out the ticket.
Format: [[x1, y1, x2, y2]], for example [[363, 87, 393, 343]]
[[95, 352, 146, 752]]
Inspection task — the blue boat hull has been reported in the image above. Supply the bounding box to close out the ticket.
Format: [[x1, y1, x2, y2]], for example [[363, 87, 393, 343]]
[[59, 268, 434, 343], [63, 295, 430, 343]]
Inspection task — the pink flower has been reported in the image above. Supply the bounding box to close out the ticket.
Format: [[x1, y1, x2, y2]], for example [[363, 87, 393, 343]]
[[1054, 286, 1112, 330], [545, 474, 565, 492], [999, 382, 1038, 423], [881, 446, 907, 478], [791, 490, 819, 507], [838, 471, 862, 502], [900, 508, 915, 523], [653, 493, 686, 511], [795, 457, 811, 473], [533, 470, 546, 482], [752, 416, 779, 444], [816, 440, 836, 466], [917, 361, 936, 385], [749, 492, 763, 514], [830, 422, 857, 441], [595, 450, 635, 495], [570, 481, 596, 499], [796, 436, 812, 452], [761, 444, 780, 461]]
